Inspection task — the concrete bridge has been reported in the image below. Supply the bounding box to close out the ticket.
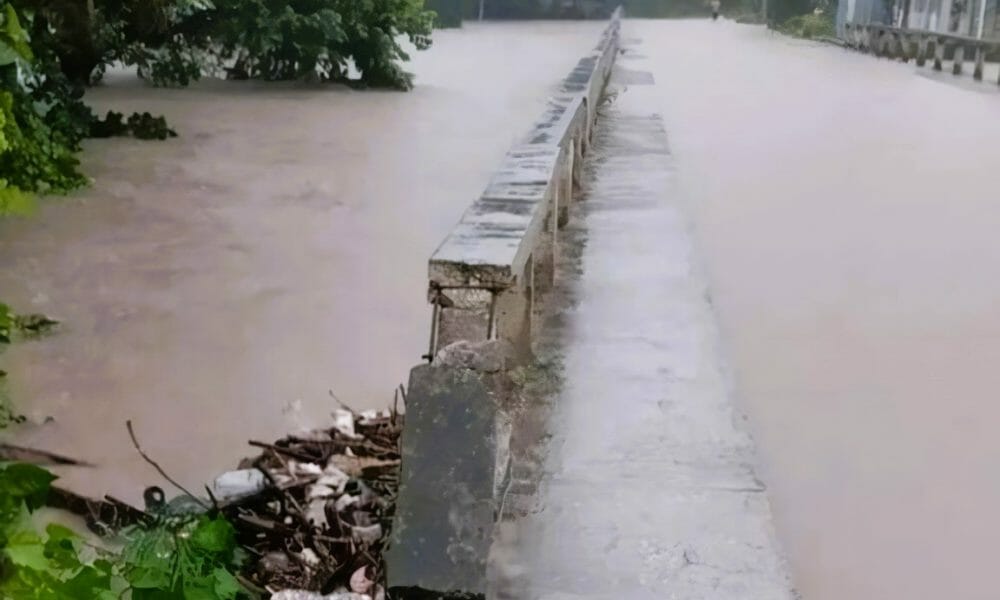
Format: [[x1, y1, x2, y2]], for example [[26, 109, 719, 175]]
[[2, 11, 1000, 600], [390, 15, 1000, 600]]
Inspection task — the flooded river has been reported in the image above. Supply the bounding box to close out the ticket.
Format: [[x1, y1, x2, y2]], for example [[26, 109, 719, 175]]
[[0, 21, 604, 504], [637, 19, 1000, 600]]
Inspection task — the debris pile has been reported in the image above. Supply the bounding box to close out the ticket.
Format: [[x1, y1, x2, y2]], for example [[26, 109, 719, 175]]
[[39, 403, 404, 600], [219, 407, 403, 598]]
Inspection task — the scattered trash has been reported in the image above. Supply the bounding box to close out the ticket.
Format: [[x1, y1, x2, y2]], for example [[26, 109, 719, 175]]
[[222, 406, 402, 594], [350, 565, 374, 594], [210, 468, 268, 502], [270, 591, 374, 600], [43, 404, 404, 596], [333, 408, 358, 438]]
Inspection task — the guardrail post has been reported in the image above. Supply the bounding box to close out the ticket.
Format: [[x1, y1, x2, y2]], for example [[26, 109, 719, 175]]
[[916, 35, 928, 66], [559, 141, 574, 227], [900, 32, 915, 62], [535, 190, 558, 293], [429, 286, 497, 357], [953, 43, 965, 75], [495, 259, 533, 360]]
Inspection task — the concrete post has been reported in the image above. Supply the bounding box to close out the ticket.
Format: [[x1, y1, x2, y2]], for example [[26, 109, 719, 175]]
[[534, 191, 557, 293], [953, 43, 965, 74], [571, 134, 583, 192], [495, 258, 533, 361], [386, 360, 514, 599], [432, 289, 495, 353], [558, 142, 574, 227], [974, 44, 985, 79], [897, 33, 909, 61], [934, 37, 946, 69], [916, 35, 928, 65]]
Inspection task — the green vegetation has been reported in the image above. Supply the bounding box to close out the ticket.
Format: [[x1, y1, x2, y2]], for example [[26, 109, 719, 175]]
[[778, 10, 835, 37], [0, 304, 58, 346], [0, 462, 250, 599], [0, 5, 86, 207], [0, 302, 58, 429], [189, 0, 434, 88], [0, 0, 435, 209]]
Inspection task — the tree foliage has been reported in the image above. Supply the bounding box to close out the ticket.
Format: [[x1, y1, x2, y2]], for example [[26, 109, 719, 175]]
[[18, 0, 434, 89], [0, 0, 433, 206]]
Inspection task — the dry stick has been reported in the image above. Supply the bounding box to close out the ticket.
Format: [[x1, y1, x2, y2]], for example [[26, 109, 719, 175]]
[[328, 389, 356, 414], [391, 389, 399, 427], [126, 420, 208, 509], [248, 439, 316, 463], [235, 574, 268, 597], [0, 443, 94, 467], [250, 455, 287, 514], [204, 485, 220, 511]]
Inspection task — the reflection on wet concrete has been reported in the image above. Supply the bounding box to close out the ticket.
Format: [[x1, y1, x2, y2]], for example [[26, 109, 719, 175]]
[[0, 21, 604, 505]]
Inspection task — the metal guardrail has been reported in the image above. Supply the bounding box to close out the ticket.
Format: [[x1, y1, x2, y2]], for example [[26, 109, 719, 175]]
[[425, 7, 623, 361], [845, 22, 1000, 81]]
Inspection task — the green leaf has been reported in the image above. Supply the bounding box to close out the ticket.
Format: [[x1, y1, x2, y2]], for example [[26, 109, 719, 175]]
[[62, 564, 113, 596], [212, 567, 242, 599], [127, 565, 173, 590], [43, 523, 82, 570], [181, 575, 217, 600], [0, 184, 36, 217], [0, 302, 12, 343], [0, 4, 32, 63], [4, 529, 48, 570], [189, 516, 235, 555], [93, 558, 114, 575], [0, 463, 56, 510], [122, 526, 175, 590]]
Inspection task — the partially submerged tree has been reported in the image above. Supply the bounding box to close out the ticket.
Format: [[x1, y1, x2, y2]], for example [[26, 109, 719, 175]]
[[8, 0, 434, 88], [0, 0, 434, 206], [211, 0, 434, 89]]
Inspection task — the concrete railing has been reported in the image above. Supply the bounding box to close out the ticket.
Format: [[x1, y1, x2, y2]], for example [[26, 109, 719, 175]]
[[426, 7, 622, 361], [385, 12, 623, 598], [844, 23, 1000, 82]]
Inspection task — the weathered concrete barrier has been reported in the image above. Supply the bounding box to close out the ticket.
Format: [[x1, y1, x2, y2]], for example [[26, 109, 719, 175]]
[[387, 8, 622, 599], [425, 7, 621, 362], [427, 145, 567, 360], [844, 23, 1000, 83], [384, 346, 514, 599]]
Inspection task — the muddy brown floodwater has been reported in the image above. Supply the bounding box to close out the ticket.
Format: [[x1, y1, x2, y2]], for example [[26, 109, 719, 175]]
[[0, 21, 604, 505], [637, 19, 1000, 600]]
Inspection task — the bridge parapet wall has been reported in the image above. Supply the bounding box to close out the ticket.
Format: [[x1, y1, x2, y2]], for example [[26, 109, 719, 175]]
[[385, 8, 623, 599]]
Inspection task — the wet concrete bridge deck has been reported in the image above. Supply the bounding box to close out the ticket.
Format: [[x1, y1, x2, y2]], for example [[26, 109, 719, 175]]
[[431, 19, 1000, 600], [635, 19, 1000, 600]]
